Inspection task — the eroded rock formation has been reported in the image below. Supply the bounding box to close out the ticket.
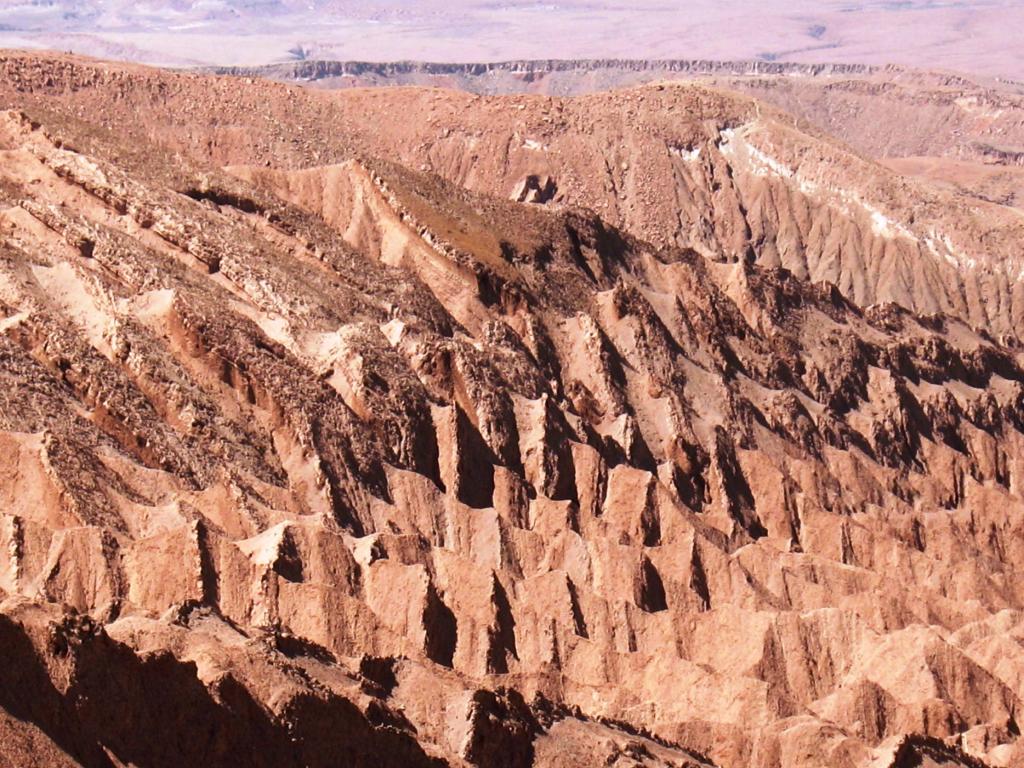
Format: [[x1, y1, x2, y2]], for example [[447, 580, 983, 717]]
[[0, 55, 1023, 767]]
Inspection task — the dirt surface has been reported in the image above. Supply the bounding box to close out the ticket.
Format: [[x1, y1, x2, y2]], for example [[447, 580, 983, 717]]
[[1, 52, 1024, 767]]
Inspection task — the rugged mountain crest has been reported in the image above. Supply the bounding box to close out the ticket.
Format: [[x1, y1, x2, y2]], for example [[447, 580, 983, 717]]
[[4, 51, 1024, 338]]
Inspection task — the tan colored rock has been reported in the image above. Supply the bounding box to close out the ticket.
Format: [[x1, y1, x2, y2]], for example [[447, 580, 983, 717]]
[[0, 52, 1023, 768]]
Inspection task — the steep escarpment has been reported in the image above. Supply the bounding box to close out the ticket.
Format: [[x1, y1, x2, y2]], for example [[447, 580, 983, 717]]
[[207, 58, 887, 94], [209, 57, 1024, 176], [205, 58, 1024, 177], [229, 86, 1024, 339], [2, 82, 1024, 767]]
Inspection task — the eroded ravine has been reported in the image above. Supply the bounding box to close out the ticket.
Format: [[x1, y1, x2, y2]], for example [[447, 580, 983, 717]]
[[0, 60, 1024, 768]]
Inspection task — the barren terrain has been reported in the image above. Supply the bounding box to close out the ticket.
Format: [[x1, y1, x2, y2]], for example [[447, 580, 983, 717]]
[[219, 58, 1024, 218], [3, 1, 1024, 79], [2, 51, 1024, 767]]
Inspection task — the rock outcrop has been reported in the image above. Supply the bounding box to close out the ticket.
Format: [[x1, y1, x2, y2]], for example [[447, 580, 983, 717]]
[[208, 58, 887, 92]]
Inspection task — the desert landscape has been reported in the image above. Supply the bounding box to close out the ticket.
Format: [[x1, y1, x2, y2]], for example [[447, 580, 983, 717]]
[[4, 4, 1024, 767], [1, 1, 1024, 78], [2, 47, 1024, 766]]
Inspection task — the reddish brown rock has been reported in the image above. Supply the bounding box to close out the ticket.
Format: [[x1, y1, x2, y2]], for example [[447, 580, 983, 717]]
[[0, 54, 1023, 768]]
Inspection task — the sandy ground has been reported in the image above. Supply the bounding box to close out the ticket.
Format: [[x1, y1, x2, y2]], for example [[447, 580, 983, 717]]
[[2, 1, 1024, 78]]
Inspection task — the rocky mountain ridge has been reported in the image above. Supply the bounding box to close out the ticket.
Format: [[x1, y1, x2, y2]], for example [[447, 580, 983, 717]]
[[5, 51, 1024, 338], [207, 56, 1024, 213]]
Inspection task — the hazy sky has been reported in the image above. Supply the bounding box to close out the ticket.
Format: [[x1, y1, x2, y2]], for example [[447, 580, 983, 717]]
[[1, 1, 1023, 78]]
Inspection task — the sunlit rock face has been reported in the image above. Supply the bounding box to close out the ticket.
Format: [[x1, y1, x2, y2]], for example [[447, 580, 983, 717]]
[[1, 52, 1024, 768]]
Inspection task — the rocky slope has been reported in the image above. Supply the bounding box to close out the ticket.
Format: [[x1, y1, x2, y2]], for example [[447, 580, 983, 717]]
[[215, 58, 1024, 213], [230, 85, 1024, 339], [210, 57, 1024, 164], [5, 51, 1024, 340], [2, 53, 1024, 767]]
